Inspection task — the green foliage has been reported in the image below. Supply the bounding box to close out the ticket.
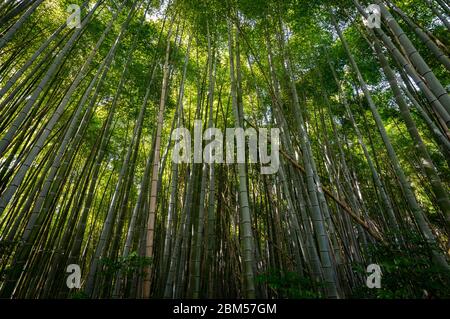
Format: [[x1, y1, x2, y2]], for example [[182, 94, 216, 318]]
[[69, 290, 90, 299], [352, 231, 450, 299], [256, 269, 324, 298], [99, 251, 152, 278]]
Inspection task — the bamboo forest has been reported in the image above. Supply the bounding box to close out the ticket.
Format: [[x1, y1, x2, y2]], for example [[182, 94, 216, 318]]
[[0, 0, 449, 300]]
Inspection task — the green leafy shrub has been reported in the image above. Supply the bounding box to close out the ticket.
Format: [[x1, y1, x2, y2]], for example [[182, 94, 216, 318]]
[[69, 291, 89, 299], [256, 269, 323, 298], [99, 251, 152, 278], [352, 231, 450, 299]]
